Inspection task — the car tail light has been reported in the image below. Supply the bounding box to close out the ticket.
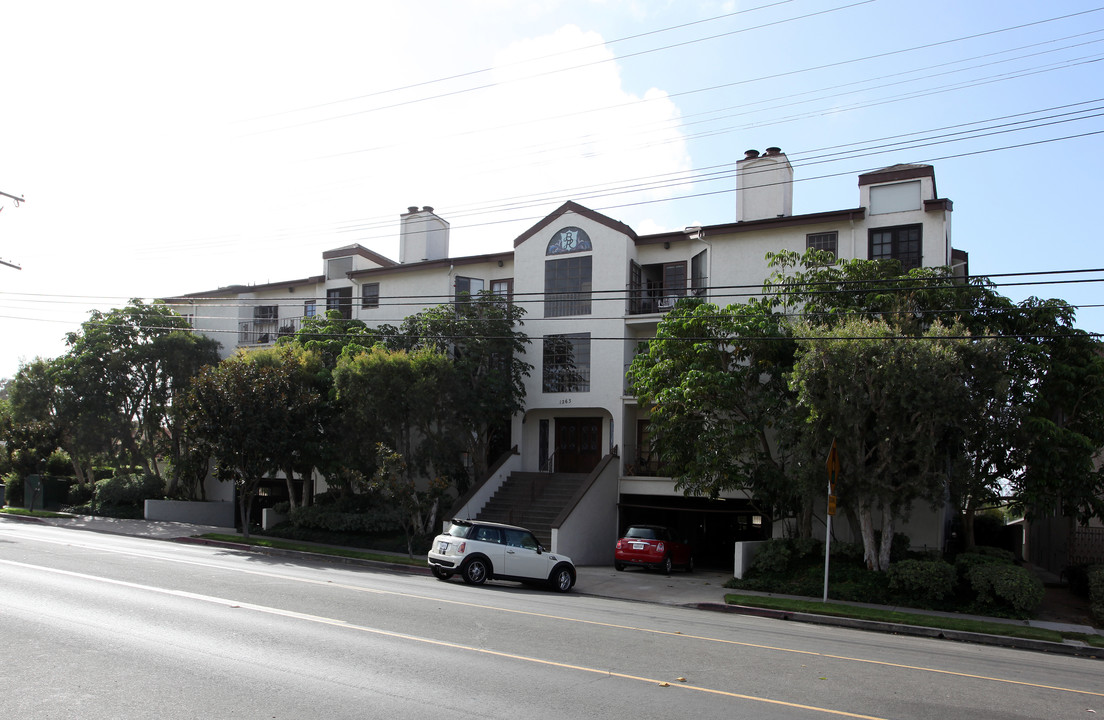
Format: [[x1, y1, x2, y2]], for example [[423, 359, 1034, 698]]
[[657, 542, 665, 553], [615, 540, 623, 549]]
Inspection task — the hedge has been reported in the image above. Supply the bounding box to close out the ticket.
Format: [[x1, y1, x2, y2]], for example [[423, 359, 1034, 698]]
[[1089, 565, 1104, 626], [967, 563, 1045, 617], [887, 559, 956, 607]]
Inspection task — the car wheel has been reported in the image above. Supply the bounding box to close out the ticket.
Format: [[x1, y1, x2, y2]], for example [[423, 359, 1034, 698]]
[[662, 555, 673, 575], [614, 561, 624, 572], [550, 565, 574, 593], [462, 557, 489, 585], [432, 566, 452, 581]]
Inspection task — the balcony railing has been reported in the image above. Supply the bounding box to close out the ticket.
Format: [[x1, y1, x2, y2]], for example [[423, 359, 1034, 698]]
[[622, 444, 667, 477], [627, 279, 706, 315], [237, 317, 304, 346]]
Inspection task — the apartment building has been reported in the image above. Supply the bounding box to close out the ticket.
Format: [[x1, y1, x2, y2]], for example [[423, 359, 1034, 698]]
[[172, 149, 965, 565]]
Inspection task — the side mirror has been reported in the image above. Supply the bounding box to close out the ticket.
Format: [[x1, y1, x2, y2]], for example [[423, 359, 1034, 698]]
[[537, 545, 545, 554]]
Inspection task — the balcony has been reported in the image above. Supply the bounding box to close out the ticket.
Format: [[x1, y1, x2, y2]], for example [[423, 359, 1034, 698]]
[[237, 317, 304, 346]]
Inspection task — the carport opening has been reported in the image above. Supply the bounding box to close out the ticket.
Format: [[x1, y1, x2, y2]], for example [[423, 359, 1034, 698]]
[[618, 495, 770, 570]]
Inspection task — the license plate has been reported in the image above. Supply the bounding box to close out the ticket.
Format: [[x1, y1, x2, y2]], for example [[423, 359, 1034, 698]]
[[632, 543, 645, 550], [438, 541, 449, 553]]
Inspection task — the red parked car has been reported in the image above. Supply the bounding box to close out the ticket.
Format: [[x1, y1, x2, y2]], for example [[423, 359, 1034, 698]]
[[614, 525, 693, 573]]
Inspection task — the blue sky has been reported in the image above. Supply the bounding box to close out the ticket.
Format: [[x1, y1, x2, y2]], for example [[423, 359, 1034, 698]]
[[1, 0, 1102, 378]]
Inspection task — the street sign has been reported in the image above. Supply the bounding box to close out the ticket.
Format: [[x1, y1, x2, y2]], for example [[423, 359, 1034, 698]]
[[827, 494, 837, 516]]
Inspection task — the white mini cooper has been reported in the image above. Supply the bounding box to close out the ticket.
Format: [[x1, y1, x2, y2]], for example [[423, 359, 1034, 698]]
[[427, 519, 576, 592]]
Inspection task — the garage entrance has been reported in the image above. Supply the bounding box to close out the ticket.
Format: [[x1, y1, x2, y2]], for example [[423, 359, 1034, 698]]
[[617, 494, 771, 569]]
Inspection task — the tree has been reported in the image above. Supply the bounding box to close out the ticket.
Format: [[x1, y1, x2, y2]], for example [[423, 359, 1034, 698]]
[[60, 300, 220, 489], [182, 347, 322, 538], [790, 318, 968, 571], [333, 344, 464, 489], [1010, 299, 1104, 523], [627, 298, 809, 526], [393, 292, 531, 486], [369, 443, 450, 557]]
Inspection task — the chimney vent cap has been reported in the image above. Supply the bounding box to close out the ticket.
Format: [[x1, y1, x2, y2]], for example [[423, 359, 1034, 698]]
[[744, 149, 760, 159], [765, 146, 782, 156]]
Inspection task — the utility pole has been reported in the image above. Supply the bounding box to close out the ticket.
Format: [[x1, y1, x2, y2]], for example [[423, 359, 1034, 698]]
[[0, 189, 25, 270]]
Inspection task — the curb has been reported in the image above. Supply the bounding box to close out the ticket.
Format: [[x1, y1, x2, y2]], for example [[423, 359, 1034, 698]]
[[695, 603, 1102, 660], [173, 536, 434, 576]]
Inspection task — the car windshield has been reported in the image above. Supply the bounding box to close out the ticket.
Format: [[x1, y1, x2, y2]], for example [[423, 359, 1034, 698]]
[[624, 527, 659, 540]]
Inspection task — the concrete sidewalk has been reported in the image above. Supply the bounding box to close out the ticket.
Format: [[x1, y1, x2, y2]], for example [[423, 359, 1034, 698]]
[[3, 513, 1101, 657]]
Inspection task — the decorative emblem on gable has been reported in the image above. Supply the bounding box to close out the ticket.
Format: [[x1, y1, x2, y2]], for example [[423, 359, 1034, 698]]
[[546, 226, 593, 255]]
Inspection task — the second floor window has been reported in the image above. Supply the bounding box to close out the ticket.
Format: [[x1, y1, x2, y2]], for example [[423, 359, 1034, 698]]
[[455, 276, 485, 301], [869, 224, 922, 271], [806, 231, 838, 256], [542, 333, 591, 393], [362, 283, 380, 309], [326, 287, 353, 319]]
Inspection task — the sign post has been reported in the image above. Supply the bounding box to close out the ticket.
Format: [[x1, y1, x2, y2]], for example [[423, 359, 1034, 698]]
[[823, 440, 840, 602]]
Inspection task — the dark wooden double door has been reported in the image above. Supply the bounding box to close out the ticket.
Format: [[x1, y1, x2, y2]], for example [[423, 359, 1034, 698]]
[[555, 417, 602, 473]]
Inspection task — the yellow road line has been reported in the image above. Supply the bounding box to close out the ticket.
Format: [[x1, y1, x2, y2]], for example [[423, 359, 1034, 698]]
[[4, 529, 1101, 700], [1, 557, 885, 719]]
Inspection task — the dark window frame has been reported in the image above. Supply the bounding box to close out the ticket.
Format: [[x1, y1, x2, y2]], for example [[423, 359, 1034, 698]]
[[545, 256, 593, 318], [806, 231, 838, 256], [326, 287, 353, 319], [361, 282, 380, 309], [542, 333, 592, 393], [869, 224, 922, 271]]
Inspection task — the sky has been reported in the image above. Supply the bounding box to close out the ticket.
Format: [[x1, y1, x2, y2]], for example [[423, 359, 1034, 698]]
[[1, 0, 1102, 379]]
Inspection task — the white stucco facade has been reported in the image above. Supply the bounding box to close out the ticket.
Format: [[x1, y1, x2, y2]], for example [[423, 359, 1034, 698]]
[[168, 151, 964, 565]]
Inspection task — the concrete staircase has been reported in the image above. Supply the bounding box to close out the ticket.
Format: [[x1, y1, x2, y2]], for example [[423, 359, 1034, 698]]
[[475, 471, 589, 548]]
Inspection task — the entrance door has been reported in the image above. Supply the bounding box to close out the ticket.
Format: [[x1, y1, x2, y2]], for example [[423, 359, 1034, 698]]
[[555, 417, 602, 473]]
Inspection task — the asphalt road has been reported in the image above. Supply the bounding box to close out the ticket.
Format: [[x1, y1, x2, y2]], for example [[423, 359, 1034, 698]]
[[1, 522, 1100, 720]]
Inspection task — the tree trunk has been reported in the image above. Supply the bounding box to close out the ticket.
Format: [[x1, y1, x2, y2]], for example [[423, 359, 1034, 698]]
[[238, 484, 253, 540], [877, 512, 895, 571], [284, 466, 299, 510], [963, 502, 976, 551], [69, 457, 87, 488], [858, 506, 878, 571]]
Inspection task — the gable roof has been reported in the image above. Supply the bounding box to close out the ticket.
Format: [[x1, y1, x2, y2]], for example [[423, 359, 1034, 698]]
[[513, 201, 637, 248], [321, 243, 398, 267]]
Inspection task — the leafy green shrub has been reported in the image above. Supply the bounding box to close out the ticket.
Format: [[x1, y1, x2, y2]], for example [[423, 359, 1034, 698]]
[[287, 504, 399, 534], [748, 537, 823, 576], [954, 551, 1009, 583], [890, 532, 911, 562], [3, 471, 23, 506], [888, 559, 956, 607], [45, 450, 72, 476], [67, 482, 93, 506], [94, 473, 163, 507], [972, 545, 1015, 562], [1088, 566, 1104, 626], [967, 563, 1045, 617]]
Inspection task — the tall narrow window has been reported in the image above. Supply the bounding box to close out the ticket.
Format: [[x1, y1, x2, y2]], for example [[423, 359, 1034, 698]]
[[326, 287, 353, 319], [361, 283, 380, 309], [869, 225, 922, 271], [545, 256, 592, 317], [542, 333, 591, 393], [691, 251, 707, 296]]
